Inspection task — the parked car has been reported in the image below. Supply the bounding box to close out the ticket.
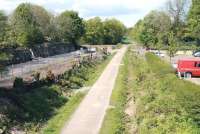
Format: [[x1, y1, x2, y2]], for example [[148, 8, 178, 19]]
[[177, 58, 200, 78], [154, 51, 165, 57], [75, 50, 81, 58], [87, 47, 96, 53], [193, 51, 200, 57]]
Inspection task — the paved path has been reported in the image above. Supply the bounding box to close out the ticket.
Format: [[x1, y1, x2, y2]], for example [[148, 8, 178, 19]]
[[61, 46, 127, 134]]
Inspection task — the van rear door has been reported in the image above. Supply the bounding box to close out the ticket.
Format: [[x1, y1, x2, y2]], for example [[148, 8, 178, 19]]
[[193, 62, 200, 76]]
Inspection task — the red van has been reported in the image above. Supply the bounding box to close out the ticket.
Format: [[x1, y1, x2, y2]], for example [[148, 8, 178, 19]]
[[177, 58, 200, 78]]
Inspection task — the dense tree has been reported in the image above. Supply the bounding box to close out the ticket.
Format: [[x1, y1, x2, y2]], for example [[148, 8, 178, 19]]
[[82, 18, 126, 45], [83, 17, 104, 45], [103, 19, 126, 44], [0, 11, 7, 43], [56, 10, 85, 44], [31, 5, 51, 38], [168, 32, 178, 61], [130, 11, 171, 48], [130, 0, 196, 57], [9, 3, 43, 47], [0, 3, 127, 49], [129, 20, 143, 42], [166, 0, 188, 37], [187, 0, 200, 45], [47, 18, 61, 42], [131, 0, 190, 47]]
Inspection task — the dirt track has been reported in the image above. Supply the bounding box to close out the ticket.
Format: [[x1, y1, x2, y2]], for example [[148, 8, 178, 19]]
[[61, 46, 127, 134]]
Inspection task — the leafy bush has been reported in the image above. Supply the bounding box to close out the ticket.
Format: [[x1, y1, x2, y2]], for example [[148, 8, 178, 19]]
[[0, 52, 13, 61], [0, 84, 67, 133], [13, 77, 24, 88], [58, 57, 104, 90], [46, 70, 55, 83], [31, 71, 40, 82]]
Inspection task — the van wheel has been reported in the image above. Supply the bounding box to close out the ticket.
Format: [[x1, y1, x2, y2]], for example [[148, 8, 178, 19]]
[[185, 72, 192, 78]]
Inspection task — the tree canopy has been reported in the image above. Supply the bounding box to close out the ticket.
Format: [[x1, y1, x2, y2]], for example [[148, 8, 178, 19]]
[[0, 3, 127, 48], [82, 18, 126, 45], [130, 10, 171, 48], [103, 19, 126, 44], [83, 17, 104, 45], [10, 3, 43, 47], [31, 5, 51, 38], [0, 11, 7, 43], [187, 0, 200, 44], [130, 0, 200, 50], [56, 10, 85, 44]]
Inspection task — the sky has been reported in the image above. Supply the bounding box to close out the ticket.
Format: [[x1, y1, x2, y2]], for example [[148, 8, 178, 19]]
[[0, 0, 168, 27]]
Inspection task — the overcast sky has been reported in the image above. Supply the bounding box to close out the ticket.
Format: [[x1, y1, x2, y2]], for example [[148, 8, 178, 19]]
[[0, 0, 168, 27]]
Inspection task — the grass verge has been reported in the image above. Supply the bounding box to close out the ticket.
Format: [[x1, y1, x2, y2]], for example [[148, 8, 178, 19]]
[[41, 92, 84, 134], [41, 54, 114, 134], [100, 49, 128, 134], [84, 54, 115, 86]]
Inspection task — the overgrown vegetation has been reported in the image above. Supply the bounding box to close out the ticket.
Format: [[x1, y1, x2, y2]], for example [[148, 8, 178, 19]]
[[101, 47, 200, 133], [0, 53, 113, 134], [0, 52, 12, 61], [131, 51, 200, 133]]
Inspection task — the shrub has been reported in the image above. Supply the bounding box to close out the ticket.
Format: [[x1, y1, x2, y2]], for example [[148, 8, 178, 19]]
[[58, 55, 105, 90], [46, 70, 55, 83], [0, 52, 13, 61], [13, 77, 24, 88], [31, 72, 40, 82]]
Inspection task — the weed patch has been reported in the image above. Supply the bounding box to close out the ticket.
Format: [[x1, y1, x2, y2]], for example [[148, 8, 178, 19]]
[[131, 52, 200, 133]]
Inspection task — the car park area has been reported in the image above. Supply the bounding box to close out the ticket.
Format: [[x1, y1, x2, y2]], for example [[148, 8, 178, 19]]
[[160, 50, 200, 85]]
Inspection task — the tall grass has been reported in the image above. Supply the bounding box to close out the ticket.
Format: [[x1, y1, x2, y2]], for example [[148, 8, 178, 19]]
[[100, 49, 128, 134], [131, 52, 200, 133]]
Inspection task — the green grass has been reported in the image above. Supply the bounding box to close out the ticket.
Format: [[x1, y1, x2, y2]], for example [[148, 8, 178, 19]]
[[41, 92, 85, 134], [40, 54, 114, 134], [131, 52, 200, 133], [100, 49, 128, 134], [100, 48, 200, 134], [84, 54, 114, 86], [0, 85, 67, 134]]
